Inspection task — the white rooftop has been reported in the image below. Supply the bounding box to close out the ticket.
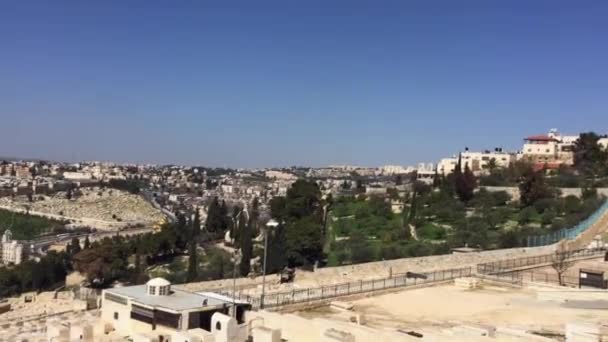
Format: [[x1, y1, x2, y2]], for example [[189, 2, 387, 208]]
[[106, 285, 232, 312]]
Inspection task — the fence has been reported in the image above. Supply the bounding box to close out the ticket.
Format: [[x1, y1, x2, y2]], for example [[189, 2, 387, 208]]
[[477, 247, 606, 274], [520, 271, 581, 287], [527, 200, 608, 247], [476, 271, 524, 286], [218, 267, 472, 310]]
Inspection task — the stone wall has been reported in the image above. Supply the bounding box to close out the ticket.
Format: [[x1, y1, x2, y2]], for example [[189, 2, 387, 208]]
[[483, 186, 608, 200], [179, 245, 555, 294]]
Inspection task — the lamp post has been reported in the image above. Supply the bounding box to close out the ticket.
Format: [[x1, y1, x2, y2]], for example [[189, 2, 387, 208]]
[[261, 219, 279, 309]]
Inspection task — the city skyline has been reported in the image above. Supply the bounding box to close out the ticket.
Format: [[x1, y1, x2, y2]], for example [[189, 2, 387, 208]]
[[1, 1, 608, 167]]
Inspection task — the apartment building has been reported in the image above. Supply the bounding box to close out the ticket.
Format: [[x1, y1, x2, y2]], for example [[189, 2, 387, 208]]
[[438, 149, 515, 175]]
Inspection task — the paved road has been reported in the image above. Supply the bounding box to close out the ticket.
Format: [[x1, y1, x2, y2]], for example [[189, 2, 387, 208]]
[[30, 226, 154, 252]]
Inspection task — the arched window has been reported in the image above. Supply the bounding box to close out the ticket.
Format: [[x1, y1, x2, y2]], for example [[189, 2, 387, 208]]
[[216, 321, 222, 331]]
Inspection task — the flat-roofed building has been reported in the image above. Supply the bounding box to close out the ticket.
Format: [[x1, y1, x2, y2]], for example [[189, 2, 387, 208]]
[[101, 278, 251, 341]]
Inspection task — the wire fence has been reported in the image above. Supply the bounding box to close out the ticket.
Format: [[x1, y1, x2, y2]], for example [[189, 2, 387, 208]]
[[477, 247, 606, 274], [217, 267, 472, 310], [526, 200, 608, 247]]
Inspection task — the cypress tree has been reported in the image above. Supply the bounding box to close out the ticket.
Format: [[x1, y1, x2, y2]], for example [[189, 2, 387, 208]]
[[205, 197, 220, 232], [192, 209, 201, 237], [186, 240, 198, 282], [239, 198, 258, 276]]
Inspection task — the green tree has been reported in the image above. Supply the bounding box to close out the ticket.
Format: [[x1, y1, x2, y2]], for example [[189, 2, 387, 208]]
[[573, 132, 607, 177], [186, 240, 198, 282], [519, 168, 552, 207], [70, 237, 81, 255], [239, 198, 258, 277], [219, 200, 229, 232], [192, 209, 201, 237], [485, 158, 498, 172], [265, 223, 288, 273], [230, 206, 241, 242], [205, 198, 221, 233], [541, 208, 557, 227], [454, 162, 476, 202]]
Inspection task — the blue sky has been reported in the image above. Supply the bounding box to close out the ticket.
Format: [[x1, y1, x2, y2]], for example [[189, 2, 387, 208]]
[[1, 1, 607, 167]]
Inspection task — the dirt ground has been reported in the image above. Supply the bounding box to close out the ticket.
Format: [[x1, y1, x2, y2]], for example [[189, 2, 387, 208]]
[[297, 284, 608, 334]]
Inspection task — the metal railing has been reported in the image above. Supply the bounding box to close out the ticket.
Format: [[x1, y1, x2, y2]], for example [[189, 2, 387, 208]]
[[217, 267, 472, 310], [477, 247, 606, 274], [521, 271, 581, 287], [527, 200, 608, 247]]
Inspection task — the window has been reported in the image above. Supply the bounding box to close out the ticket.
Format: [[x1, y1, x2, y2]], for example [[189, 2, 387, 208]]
[[216, 322, 222, 331], [159, 286, 168, 296], [114, 312, 119, 320], [149, 286, 156, 295]]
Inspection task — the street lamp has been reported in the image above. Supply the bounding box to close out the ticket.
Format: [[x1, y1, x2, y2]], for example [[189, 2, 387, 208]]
[[261, 219, 279, 309]]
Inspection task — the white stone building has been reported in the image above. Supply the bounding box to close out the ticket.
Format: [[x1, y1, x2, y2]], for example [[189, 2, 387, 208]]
[[519, 129, 579, 169], [438, 149, 516, 176], [62, 171, 93, 180], [101, 278, 251, 342], [415, 163, 436, 184], [1, 229, 26, 265]]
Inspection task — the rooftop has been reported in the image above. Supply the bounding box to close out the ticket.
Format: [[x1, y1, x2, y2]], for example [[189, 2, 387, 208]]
[[525, 135, 558, 142], [106, 285, 231, 312]]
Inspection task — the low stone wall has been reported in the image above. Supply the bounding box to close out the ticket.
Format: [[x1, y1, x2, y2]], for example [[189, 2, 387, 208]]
[[179, 246, 554, 294], [483, 186, 608, 200]]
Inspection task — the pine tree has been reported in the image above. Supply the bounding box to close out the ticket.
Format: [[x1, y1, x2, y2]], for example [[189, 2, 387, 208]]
[[84, 236, 91, 249]]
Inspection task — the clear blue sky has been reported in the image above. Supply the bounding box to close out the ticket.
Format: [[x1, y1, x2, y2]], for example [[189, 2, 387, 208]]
[[1, 1, 607, 168]]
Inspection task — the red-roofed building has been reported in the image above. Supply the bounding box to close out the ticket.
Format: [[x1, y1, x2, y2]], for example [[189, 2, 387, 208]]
[[520, 129, 578, 169]]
